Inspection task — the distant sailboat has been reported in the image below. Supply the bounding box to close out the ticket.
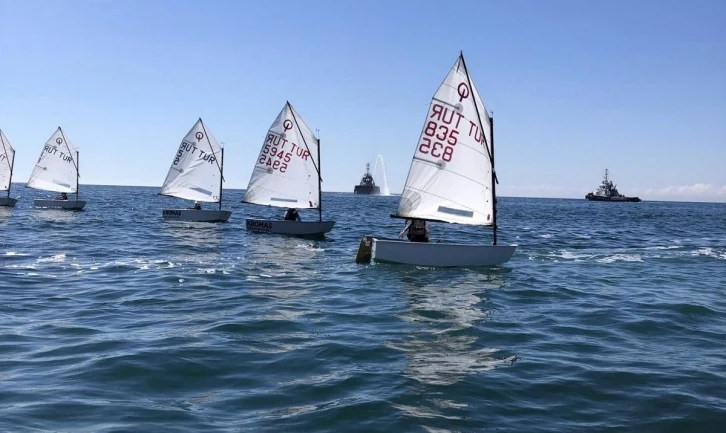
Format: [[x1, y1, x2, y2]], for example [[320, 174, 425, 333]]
[[159, 118, 231, 222], [242, 101, 335, 236], [27, 127, 86, 210], [0, 129, 18, 207], [356, 52, 516, 267]]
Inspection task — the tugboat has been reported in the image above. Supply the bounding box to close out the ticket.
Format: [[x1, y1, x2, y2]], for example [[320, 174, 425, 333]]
[[353, 163, 380, 195], [586, 169, 641, 202]]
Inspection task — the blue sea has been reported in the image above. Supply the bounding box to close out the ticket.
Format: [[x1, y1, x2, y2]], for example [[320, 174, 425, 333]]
[[1, 185, 725, 432]]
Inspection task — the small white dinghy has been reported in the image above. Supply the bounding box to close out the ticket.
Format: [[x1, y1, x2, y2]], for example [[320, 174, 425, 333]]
[[27, 127, 86, 210], [159, 118, 231, 223], [356, 52, 516, 267], [242, 101, 335, 236], [0, 129, 18, 207]]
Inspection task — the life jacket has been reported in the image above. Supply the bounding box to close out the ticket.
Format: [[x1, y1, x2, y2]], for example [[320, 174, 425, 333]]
[[409, 220, 427, 237]]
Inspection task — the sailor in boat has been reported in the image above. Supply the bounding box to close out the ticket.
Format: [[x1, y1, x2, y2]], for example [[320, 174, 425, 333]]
[[283, 207, 301, 222], [58, 192, 68, 200], [188, 200, 201, 210], [398, 219, 429, 243]]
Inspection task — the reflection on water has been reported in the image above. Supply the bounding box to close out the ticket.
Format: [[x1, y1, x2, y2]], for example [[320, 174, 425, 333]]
[[0, 207, 13, 225], [159, 221, 224, 249], [234, 235, 326, 354], [156, 222, 227, 274], [389, 271, 517, 428], [244, 234, 324, 280], [28, 208, 82, 223], [390, 272, 516, 387]]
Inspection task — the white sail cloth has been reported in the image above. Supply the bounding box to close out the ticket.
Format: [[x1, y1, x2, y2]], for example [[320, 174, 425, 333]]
[[27, 127, 80, 193], [396, 54, 494, 226], [243, 102, 321, 209], [160, 118, 224, 203], [0, 129, 15, 192]]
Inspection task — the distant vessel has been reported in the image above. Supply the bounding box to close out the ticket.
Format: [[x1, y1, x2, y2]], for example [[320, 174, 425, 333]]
[[586, 169, 641, 202], [354, 163, 380, 195]]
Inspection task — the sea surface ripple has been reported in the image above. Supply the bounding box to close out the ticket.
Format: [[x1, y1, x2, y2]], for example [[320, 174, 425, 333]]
[[1, 185, 725, 432]]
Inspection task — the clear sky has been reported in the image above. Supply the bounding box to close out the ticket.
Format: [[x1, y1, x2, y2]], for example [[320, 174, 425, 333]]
[[1, 0, 724, 201]]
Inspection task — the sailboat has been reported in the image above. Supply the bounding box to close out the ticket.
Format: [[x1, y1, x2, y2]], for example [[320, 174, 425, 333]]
[[0, 129, 18, 207], [242, 101, 335, 236], [159, 118, 231, 222], [355, 52, 516, 267], [27, 127, 86, 210]]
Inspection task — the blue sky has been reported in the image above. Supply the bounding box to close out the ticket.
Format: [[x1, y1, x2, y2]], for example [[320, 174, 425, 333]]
[[1, 0, 724, 201]]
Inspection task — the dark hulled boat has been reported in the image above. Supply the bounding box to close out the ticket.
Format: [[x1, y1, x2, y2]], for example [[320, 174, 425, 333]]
[[585, 169, 641, 202], [353, 163, 380, 195]]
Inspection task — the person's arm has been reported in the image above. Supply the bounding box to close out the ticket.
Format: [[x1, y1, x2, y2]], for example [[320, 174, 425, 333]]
[[398, 221, 412, 238], [296, 214, 301, 221]]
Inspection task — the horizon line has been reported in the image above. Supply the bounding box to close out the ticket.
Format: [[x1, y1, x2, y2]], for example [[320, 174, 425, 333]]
[[7, 182, 724, 204]]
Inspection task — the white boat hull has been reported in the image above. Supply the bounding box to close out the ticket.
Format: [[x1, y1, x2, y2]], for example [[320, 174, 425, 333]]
[[0, 197, 17, 207], [245, 218, 335, 235], [33, 199, 86, 210], [371, 238, 516, 267], [162, 209, 232, 222]]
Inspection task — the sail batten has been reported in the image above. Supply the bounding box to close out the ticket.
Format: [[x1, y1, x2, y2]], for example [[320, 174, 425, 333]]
[[242, 102, 321, 209], [160, 119, 223, 203], [0, 130, 15, 192], [396, 53, 495, 226], [26, 127, 80, 193]]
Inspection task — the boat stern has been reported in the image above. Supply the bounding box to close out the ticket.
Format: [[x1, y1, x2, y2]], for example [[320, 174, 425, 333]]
[[0, 197, 18, 207]]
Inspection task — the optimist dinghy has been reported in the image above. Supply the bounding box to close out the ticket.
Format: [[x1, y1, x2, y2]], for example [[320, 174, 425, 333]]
[[242, 102, 335, 236], [0, 129, 17, 207], [159, 118, 231, 223], [355, 52, 516, 267], [27, 127, 86, 210]]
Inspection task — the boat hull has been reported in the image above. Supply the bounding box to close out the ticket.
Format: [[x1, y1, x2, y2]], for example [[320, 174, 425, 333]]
[[585, 193, 641, 202], [364, 237, 516, 267], [354, 185, 380, 194], [34, 199, 86, 210], [162, 209, 232, 222], [0, 197, 17, 207], [245, 218, 335, 235]]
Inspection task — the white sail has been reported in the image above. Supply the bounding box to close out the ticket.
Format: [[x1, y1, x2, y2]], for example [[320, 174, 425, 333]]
[[396, 53, 494, 226], [242, 102, 321, 209], [0, 129, 15, 192], [160, 118, 224, 203], [27, 127, 80, 193]]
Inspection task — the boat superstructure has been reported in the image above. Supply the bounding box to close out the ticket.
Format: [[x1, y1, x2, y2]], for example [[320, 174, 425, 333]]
[[353, 163, 380, 195]]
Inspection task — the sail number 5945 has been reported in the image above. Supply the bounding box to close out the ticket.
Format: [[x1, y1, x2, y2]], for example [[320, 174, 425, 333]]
[[259, 144, 292, 173], [418, 120, 457, 162]]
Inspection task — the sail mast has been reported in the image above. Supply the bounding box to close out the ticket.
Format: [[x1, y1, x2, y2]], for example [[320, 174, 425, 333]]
[[316, 130, 322, 222], [198, 118, 223, 210], [459, 52, 493, 164], [76, 150, 80, 201], [459, 51, 496, 242], [57, 127, 79, 200], [0, 130, 12, 198], [8, 151, 14, 198], [490, 114, 497, 246], [219, 147, 224, 211], [288, 102, 322, 216]]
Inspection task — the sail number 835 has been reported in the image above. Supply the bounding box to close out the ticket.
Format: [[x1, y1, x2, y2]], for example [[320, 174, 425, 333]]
[[418, 121, 458, 162], [259, 145, 292, 173]]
